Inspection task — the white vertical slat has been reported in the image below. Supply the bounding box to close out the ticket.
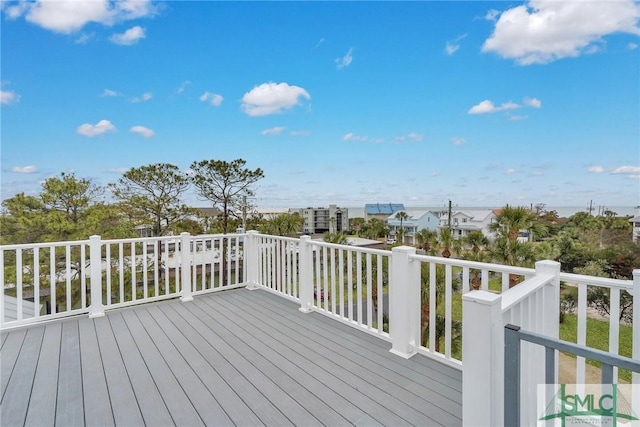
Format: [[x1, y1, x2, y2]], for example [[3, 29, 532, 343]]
[[143, 240, 149, 299], [16, 248, 23, 320], [131, 242, 137, 302], [33, 249, 40, 317], [105, 244, 111, 305], [377, 255, 383, 333], [235, 237, 240, 284], [293, 242, 299, 298], [356, 251, 363, 326], [314, 244, 321, 307], [65, 245, 71, 311], [153, 240, 159, 296], [481, 268, 489, 291], [274, 239, 281, 293], [80, 244, 87, 308], [609, 287, 620, 382], [118, 242, 124, 303], [347, 250, 353, 321], [226, 237, 232, 287], [462, 267, 470, 292], [576, 283, 587, 385], [429, 262, 436, 352], [502, 272, 509, 293], [445, 264, 452, 358], [366, 253, 372, 328], [50, 246, 56, 314], [339, 248, 345, 317], [322, 246, 329, 311], [331, 248, 337, 314]]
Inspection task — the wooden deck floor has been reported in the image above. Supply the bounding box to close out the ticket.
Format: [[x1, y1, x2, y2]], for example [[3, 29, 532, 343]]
[[1, 288, 462, 426]]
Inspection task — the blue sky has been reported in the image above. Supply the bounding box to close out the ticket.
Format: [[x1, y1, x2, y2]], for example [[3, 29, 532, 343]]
[[1, 0, 639, 210]]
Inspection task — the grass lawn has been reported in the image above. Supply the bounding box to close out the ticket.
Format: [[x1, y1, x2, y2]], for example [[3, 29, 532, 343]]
[[559, 314, 633, 382]]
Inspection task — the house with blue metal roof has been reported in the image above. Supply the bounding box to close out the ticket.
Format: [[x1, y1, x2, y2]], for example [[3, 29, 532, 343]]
[[364, 203, 405, 221]]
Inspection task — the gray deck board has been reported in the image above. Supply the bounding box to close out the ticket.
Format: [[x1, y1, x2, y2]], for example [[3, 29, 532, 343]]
[[0, 288, 462, 426], [57, 320, 84, 426], [119, 309, 204, 427], [78, 318, 115, 427], [231, 290, 462, 422], [24, 323, 61, 427], [0, 327, 43, 426]]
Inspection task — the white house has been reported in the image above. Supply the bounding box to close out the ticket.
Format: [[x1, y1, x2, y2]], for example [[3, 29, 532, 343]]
[[630, 206, 640, 243], [438, 209, 498, 240], [386, 210, 440, 245]]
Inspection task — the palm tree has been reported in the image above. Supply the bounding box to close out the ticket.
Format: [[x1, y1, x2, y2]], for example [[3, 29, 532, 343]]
[[489, 205, 547, 242], [394, 211, 409, 244], [438, 228, 453, 258], [488, 205, 545, 287], [415, 229, 438, 254], [463, 230, 489, 254]]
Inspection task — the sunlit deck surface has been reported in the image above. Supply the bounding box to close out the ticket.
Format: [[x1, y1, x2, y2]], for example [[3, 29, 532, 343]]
[[1, 288, 462, 426]]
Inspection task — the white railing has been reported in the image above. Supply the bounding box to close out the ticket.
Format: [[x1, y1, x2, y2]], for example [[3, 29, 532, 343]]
[[1, 232, 246, 329], [2, 232, 637, 426]]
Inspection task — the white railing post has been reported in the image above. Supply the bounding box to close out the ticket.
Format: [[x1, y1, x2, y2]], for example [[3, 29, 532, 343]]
[[462, 290, 503, 427], [88, 235, 105, 318], [180, 232, 193, 302], [535, 260, 561, 339], [633, 269, 640, 412], [245, 231, 260, 290], [389, 245, 419, 359], [298, 235, 313, 313]]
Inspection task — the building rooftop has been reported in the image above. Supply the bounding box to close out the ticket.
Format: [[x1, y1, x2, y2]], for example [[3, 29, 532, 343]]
[[1, 288, 462, 426], [365, 203, 406, 215]]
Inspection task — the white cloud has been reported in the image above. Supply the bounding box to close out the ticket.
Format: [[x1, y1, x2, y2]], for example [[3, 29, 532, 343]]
[[335, 47, 354, 69], [315, 38, 324, 48], [523, 97, 542, 108], [485, 9, 500, 22], [199, 92, 224, 107], [506, 168, 516, 174], [100, 88, 119, 97], [176, 80, 191, 94], [11, 165, 38, 173], [629, 42, 639, 50], [612, 165, 640, 174], [290, 130, 310, 137], [110, 25, 145, 45], [241, 82, 310, 117], [445, 34, 467, 55], [407, 133, 423, 142], [482, 0, 640, 65], [588, 165, 604, 173], [77, 119, 116, 137], [508, 115, 528, 121], [261, 126, 286, 136], [130, 125, 155, 138], [131, 92, 152, 103], [1, 90, 20, 105], [74, 32, 94, 44], [6, 0, 156, 34], [103, 167, 128, 174], [451, 137, 466, 146], [343, 132, 368, 142], [468, 99, 519, 115]]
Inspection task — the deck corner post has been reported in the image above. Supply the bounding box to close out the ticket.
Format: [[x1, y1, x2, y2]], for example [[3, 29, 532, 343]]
[[535, 260, 561, 339], [180, 232, 193, 302], [245, 231, 260, 290], [389, 245, 418, 359], [88, 234, 105, 318], [298, 235, 313, 313], [462, 290, 503, 427]]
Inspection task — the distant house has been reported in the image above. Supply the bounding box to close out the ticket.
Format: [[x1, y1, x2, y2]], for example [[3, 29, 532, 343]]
[[386, 210, 440, 245], [291, 204, 349, 235], [365, 203, 405, 221], [630, 206, 640, 243], [438, 209, 498, 240]]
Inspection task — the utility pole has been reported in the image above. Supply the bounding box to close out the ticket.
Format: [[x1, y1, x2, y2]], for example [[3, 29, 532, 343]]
[[242, 195, 247, 231]]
